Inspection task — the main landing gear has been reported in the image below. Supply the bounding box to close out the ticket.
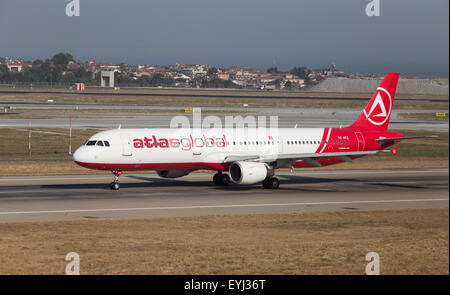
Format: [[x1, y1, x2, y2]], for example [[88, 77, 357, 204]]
[[213, 172, 230, 186], [262, 176, 280, 189], [110, 170, 122, 190]]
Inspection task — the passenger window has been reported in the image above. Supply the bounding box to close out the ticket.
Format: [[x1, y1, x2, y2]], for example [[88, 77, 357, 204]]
[[104, 141, 110, 147], [97, 141, 104, 146], [86, 140, 96, 146]]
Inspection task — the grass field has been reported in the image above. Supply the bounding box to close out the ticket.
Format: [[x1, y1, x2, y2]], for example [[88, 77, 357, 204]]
[[1, 91, 448, 110], [1, 108, 250, 115], [0, 128, 102, 161], [398, 112, 449, 121], [1, 86, 449, 99], [0, 208, 447, 274]]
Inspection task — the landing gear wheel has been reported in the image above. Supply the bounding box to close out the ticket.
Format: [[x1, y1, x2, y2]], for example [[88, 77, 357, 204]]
[[110, 182, 120, 190], [213, 173, 220, 185], [219, 174, 230, 186], [263, 177, 280, 189], [110, 170, 122, 190], [213, 173, 230, 186]]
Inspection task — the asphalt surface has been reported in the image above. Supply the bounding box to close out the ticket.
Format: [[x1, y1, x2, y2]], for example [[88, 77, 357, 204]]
[[0, 105, 447, 130], [0, 168, 447, 222]]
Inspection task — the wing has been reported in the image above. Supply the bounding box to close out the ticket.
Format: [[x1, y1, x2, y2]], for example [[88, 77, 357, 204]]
[[223, 155, 260, 163], [223, 151, 377, 167]]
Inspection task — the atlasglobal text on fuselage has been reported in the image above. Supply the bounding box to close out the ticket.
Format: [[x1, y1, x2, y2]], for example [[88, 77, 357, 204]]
[[73, 73, 428, 190]]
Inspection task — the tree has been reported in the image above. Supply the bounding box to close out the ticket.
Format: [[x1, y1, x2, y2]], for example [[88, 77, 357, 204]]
[[267, 67, 279, 74], [0, 64, 8, 75], [0, 64, 9, 82], [207, 67, 218, 75], [289, 67, 311, 79], [32, 59, 43, 66], [200, 78, 237, 88], [51, 53, 74, 69]]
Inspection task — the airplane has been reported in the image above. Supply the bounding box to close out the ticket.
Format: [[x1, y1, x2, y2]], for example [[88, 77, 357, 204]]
[[73, 72, 428, 190]]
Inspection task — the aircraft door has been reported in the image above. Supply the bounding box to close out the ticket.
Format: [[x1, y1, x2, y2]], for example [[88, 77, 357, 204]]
[[355, 132, 365, 151], [120, 134, 133, 156]]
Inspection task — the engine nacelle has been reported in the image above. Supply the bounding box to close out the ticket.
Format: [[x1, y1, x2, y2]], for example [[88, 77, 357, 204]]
[[157, 170, 192, 178], [229, 161, 268, 184]]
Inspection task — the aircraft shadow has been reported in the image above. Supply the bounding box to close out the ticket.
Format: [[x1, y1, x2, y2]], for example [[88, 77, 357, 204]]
[[38, 175, 353, 192]]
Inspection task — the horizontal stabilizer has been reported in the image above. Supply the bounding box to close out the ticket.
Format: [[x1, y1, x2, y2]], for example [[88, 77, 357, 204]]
[[376, 135, 437, 144]]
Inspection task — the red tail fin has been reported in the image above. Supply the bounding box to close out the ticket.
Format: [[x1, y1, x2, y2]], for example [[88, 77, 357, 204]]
[[350, 72, 400, 130]]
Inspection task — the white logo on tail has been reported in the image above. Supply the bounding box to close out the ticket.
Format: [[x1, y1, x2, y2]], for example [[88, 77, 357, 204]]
[[367, 92, 387, 117], [363, 87, 392, 125]]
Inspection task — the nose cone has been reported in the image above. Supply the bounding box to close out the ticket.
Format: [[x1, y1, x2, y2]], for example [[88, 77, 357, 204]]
[[73, 146, 89, 164]]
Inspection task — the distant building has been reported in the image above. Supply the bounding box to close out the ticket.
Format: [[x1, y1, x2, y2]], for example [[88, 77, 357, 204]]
[[217, 73, 230, 80], [6, 60, 31, 72], [136, 71, 151, 77], [7, 64, 22, 72], [101, 71, 115, 87]]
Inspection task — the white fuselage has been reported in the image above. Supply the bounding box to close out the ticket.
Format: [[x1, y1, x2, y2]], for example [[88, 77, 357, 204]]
[[73, 127, 348, 171]]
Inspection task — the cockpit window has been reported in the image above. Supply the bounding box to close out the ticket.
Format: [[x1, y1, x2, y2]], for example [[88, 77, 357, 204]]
[[104, 141, 110, 147], [96, 141, 104, 146], [86, 140, 97, 146]]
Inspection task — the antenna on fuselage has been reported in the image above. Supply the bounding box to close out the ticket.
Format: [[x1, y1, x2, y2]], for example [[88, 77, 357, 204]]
[[118, 124, 121, 129], [294, 124, 298, 128]]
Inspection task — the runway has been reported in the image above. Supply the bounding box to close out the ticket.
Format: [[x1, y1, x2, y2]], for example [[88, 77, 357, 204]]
[[0, 168, 447, 222], [0, 105, 447, 130]]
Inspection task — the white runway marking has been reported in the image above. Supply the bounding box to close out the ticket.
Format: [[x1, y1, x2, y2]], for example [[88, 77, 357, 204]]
[[0, 198, 447, 215], [0, 190, 46, 194]]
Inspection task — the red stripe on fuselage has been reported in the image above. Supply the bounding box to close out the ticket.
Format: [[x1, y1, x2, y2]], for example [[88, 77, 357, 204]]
[[74, 161, 230, 171]]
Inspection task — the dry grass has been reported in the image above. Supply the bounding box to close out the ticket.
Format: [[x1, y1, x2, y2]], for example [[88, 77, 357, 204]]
[[1, 91, 448, 110], [398, 112, 449, 121], [0, 208, 447, 274], [2, 87, 449, 99], [3, 108, 249, 114], [0, 128, 101, 161]]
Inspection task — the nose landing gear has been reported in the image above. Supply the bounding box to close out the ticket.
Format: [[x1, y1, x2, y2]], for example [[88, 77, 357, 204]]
[[110, 170, 122, 190]]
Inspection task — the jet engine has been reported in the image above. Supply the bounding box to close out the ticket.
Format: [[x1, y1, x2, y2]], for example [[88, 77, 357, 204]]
[[157, 170, 192, 178], [229, 161, 268, 184]]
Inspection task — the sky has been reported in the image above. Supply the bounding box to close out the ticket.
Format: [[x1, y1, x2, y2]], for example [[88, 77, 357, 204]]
[[0, 0, 448, 77]]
